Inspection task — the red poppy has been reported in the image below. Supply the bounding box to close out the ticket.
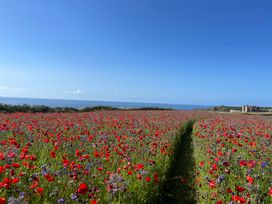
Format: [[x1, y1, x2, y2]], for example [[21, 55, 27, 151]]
[[227, 188, 232, 193], [232, 195, 246, 203], [19, 172, 26, 177], [8, 152, 15, 158], [50, 151, 56, 159], [62, 159, 70, 167], [44, 174, 54, 182], [268, 187, 272, 196], [93, 151, 99, 158], [78, 182, 88, 194], [0, 166, 5, 174], [135, 163, 144, 171], [10, 169, 15, 176], [75, 149, 81, 157], [154, 173, 159, 183], [90, 200, 97, 204], [37, 187, 44, 194], [4, 164, 11, 169], [11, 163, 20, 168], [236, 185, 246, 192], [29, 181, 39, 189], [0, 178, 11, 188], [12, 177, 19, 184], [28, 155, 37, 161], [246, 176, 254, 185], [0, 197, 6, 204], [212, 163, 218, 171], [223, 161, 230, 167], [145, 177, 151, 182], [239, 160, 248, 166], [82, 154, 89, 159], [209, 180, 216, 189]]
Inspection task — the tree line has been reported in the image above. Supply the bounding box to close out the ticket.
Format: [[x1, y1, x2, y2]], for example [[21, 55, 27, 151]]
[[0, 103, 172, 113]]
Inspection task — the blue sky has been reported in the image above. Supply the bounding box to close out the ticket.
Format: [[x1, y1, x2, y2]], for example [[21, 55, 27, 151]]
[[0, 0, 272, 106]]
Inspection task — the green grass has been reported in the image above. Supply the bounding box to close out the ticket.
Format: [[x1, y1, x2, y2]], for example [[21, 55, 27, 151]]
[[149, 120, 197, 204]]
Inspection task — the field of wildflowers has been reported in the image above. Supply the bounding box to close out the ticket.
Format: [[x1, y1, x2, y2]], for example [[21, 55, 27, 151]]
[[193, 115, 272, 203], [0, 111, 195, 203], [0, 111, 271, 203]]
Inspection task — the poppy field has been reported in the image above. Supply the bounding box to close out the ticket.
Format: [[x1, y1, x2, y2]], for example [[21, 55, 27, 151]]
[[193, 115, 272, 203], [0, 110, 271, 203], [0, 111, 195, 203]]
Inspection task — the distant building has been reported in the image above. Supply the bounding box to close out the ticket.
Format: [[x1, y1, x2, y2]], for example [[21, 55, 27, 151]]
[[242, 105, 259, 112]]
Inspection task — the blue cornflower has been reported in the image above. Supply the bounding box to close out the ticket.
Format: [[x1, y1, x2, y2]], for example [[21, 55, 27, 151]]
[[58, 198, 65, 203], [70, 194, 78, 200], [19, 192, 25, 199], [261, 162, 268, 168]]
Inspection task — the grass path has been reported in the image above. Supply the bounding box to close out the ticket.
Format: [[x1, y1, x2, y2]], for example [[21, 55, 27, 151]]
[[154, 121, 197, 204]]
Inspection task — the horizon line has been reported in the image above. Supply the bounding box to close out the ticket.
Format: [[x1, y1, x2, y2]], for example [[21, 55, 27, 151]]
[[0, 95, 213, 107]]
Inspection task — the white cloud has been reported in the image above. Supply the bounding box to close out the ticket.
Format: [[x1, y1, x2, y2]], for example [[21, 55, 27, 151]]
[[0, 86, 28, 93], [73, 89, 83, 95], [62, 89, 84, 95]]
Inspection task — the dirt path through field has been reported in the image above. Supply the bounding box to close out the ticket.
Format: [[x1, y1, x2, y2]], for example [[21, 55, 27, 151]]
[[155, 121, 197, 204]]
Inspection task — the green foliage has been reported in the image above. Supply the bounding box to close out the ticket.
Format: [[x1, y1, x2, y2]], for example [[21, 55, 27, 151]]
[[0, 103, 172, 113], [208, 105, 241, 112], [81, 106, 119, 112], [151, 121, 196, 204]]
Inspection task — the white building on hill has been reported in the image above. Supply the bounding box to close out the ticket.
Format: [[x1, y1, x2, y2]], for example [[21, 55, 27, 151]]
[[242, 105, 259, 112]]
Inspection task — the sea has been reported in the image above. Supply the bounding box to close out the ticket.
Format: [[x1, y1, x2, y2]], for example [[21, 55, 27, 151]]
[[0, 97, 210, 110]]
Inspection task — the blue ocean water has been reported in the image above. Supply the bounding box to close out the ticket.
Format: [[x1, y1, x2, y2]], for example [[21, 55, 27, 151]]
[[0, 97, 210, 110]]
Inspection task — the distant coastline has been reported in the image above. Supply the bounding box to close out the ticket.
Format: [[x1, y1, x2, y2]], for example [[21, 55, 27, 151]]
[[0, 96, 210, 111]]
